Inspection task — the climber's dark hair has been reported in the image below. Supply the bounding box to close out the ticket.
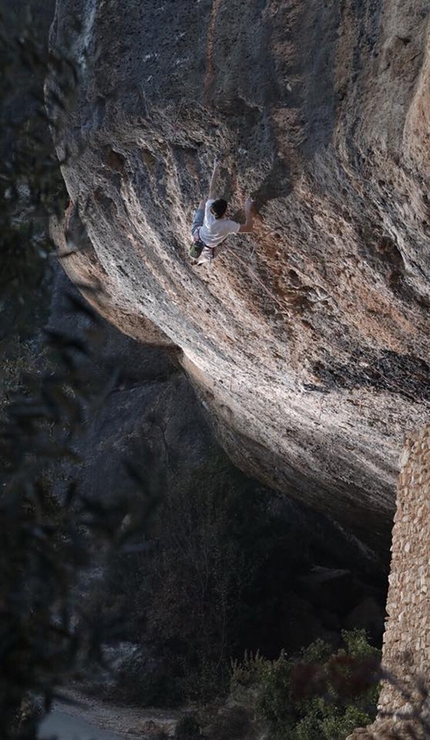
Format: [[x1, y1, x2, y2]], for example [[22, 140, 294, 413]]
[[211, 199, 228, 219]]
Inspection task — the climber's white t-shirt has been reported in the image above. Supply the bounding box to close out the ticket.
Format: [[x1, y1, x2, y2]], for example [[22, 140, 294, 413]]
[[199, 199, 240, 248]]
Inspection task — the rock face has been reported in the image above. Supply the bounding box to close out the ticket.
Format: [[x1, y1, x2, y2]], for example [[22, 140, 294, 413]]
[[49, 0, 430, 549], [46, 265, 214, 500], [48, 268, 389, 663]]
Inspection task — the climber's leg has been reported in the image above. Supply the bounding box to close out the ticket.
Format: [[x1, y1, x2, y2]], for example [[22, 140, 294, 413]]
[[191, 199, 205, 236], [197, 246, 215, 267]]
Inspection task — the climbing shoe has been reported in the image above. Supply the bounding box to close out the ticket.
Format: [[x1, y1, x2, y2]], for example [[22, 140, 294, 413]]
[[197, 246, 214, 266]]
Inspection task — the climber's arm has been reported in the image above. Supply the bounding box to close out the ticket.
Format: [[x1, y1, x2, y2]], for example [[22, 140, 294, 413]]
[[208, 158, 220, 200], [238, 198, 254, 233]]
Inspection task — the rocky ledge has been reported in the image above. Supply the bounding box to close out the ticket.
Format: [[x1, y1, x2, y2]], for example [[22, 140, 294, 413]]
[[49, 0, 430, 550]]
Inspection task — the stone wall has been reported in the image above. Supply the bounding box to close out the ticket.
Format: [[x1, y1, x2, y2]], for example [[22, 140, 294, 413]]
[[348, 426, 430, 739]]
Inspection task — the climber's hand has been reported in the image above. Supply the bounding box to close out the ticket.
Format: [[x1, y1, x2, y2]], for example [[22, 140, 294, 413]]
[[238, 199, 255, 233]]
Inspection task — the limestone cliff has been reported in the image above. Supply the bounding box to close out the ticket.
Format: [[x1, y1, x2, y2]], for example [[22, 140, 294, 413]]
[[49, 0, 430, 549]]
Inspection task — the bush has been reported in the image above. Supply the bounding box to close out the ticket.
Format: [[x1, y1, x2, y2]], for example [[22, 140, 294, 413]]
[[231, 630, 381, 740], [204, 705, 253, 740]]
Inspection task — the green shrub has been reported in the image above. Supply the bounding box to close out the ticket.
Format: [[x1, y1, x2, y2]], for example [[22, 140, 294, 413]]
[[204, 705, 252, 740], [231, 630, 381, 740]]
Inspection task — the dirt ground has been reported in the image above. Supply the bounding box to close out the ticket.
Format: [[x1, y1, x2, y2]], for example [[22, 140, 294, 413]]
[[40, 689, 180, 739]]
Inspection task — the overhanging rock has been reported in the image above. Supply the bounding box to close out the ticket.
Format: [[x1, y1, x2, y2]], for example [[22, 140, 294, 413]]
[[49, 0, 430, 549]]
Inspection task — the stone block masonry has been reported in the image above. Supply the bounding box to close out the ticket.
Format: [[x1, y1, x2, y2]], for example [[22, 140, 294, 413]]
[[348, 426, 430, 739]]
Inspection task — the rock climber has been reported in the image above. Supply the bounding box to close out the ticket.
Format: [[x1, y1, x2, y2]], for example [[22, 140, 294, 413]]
[[190, 158, 254, 266]]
